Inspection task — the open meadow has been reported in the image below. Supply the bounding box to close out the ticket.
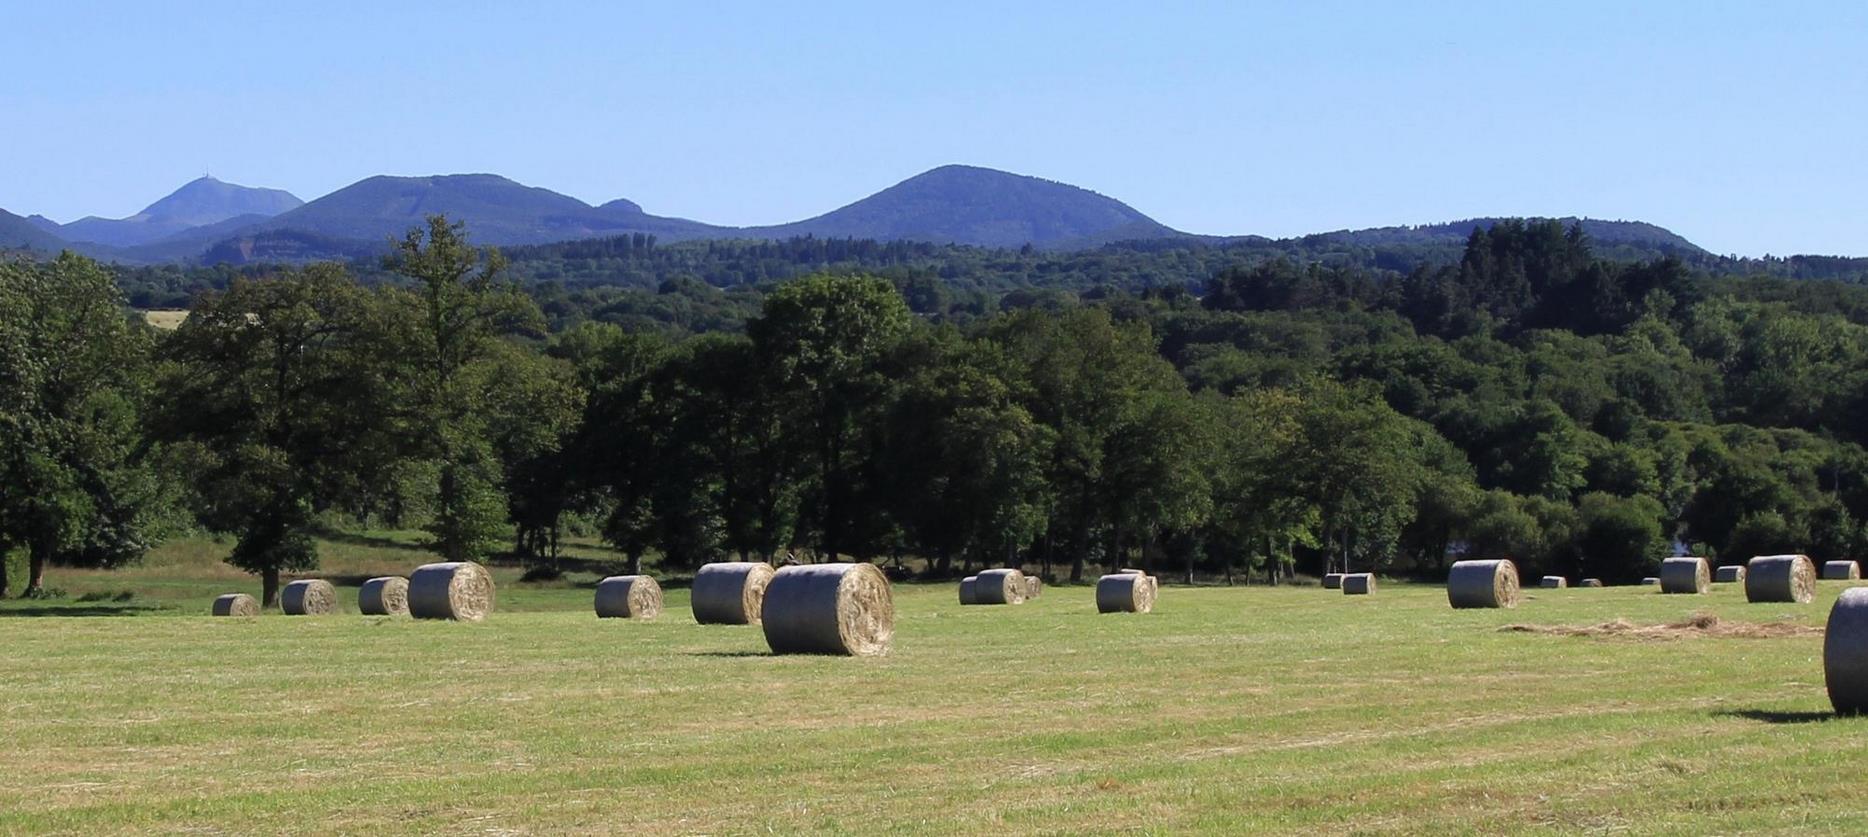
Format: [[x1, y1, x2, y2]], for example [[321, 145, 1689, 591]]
[[2, 541, 1866, 833]]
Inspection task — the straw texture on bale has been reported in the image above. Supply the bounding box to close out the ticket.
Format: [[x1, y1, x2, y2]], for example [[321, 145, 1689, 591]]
[[280, 579, 336, 615], [761, 563, 894, 656], [1825, 588, 1868, 715], [1746, 554, 1816, 604], [1024, 576, 1042, 600], [1539, 576, 1568, 589], [1715, 565, 1746, 584], [211, 593, 258, 617], [1096, 572, 1155, 613], [690, 562, 775, 625], [1660, 557, 1711, 595], [595, 575, 663, 619], [1343, 573, 1376, 595], [1823, 561, 1861, 581], [1322, 573, 1344, 589], [1641, 577, 1661, 585], [358, 576, 409, 616], [408, 561, 496, 621], [1447, 559, 1519, 609], [958, 576, 979, 605], [972, 568, 1027, 605]]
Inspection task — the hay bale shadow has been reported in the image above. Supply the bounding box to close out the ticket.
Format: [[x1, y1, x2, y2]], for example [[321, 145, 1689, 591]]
[[1712, 709, 1835, 724]]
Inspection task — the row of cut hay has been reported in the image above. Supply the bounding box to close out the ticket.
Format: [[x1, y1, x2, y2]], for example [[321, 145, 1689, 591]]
[[214, 563, 483, 619]]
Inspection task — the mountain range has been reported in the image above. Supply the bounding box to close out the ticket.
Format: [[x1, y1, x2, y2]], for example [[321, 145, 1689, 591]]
[[4, 165, 1718, 265]]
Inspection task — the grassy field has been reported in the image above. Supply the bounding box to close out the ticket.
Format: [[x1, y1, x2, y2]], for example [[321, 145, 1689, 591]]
[[4, 541, 1867, 833]]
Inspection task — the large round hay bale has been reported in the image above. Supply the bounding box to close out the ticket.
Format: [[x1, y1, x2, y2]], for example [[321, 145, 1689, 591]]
[[280, 579, 336, 615], [1660, 557, 1711, 595], [1024, 576, 1042, 600], [1343, 573, 1376, 595], [595, 575, 663, 619], [1322, 573, 1344, 589], [358, 576, 410, 616], [211, 593, 258, 617], [1823, 560, 1861, 581], [958, 576, 979, 605], [974, 568, 1028, 605], [761, 562, 894, 656], [1746, 554, 1816, 604], [408, 561, 496, 621], [1825, 588, 1868, 714], [1447, 559, 1519, 609], [1539, 576, 1568, 589], [691, 562, 776, 625], [1714, 565, 1746, 584], [1096, 573, 1155, 613]]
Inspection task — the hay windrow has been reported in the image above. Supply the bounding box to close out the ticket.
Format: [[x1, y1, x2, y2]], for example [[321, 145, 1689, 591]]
[[408, 562, 495, 622], [1660, 557, 1711, 595], [358, 576, 410, 616], [975, 568, 1027, 605], [1502, 612, 1822, 641], [1096, 573, 1153, 613], [210, 593, 258, 617], [280, 579, 336, 616], [1448, 559, 1518, 609], [691, 562, 775, 625], [1746, 555, 1816, 604], [1822, 560, 1861, 581], [1342, 573, 1375, 595], [1825, 588, 1868, 714], [761, 563, 894, 656], [595, 575, 663, 619]]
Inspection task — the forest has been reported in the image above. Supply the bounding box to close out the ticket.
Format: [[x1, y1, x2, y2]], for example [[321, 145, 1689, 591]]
[[6, 216, 1868, 605]]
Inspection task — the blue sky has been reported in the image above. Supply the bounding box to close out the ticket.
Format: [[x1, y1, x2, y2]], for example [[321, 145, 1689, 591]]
[[2, 1, 1863, 256]]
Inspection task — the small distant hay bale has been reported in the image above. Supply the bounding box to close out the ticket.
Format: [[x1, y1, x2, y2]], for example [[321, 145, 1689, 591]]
[[1660, 557, 1711, 595], [408, 561, 496, 621], [974, 568, 1028, 605], [1342, 573, 1376, 595], [1096, 573, 1155, 613], [691, 562, 776, 625], [1580, 578, 1604, 588], [761, 562, 894, 656], [1715, 565, 1746, 584], [595, 575, 663, 619], [1823, 561, 1861, 581], [1825, 588, 1868, 714], [1322, 573, 1345, 589], [958, 576, 980, 605], [1540, 576, 1568, 589], [1024, 576, 1042, 600], [211, 593, 258, 617], [1641, 577, 1661, 586], [358, 576, 410, 616], [1746, 555, 1816, 604], [1447, 559, 1519, 609], [280, 579, 337, 616]]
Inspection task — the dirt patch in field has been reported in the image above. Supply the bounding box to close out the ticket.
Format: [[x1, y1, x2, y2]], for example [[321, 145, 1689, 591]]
[[1499, 612, 1821, 641]]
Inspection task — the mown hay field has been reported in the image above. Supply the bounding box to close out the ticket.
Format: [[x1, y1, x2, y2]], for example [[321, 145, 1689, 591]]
[[3, 540, 1867, 833]]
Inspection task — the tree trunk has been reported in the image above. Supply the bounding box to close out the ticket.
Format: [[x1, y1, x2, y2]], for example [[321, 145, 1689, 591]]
[[629, 551, 643, 575], [25, 538, 51, 596], [262, 566, 281, 609], [0, 548, 9, 598]]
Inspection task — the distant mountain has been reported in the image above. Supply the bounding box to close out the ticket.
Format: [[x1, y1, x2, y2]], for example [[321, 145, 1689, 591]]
[[57, 176, 303, 248], [0, 208, 71, 253], [1309, 217, 1706, 257], [25, 214, 62, 234], [745, 165, 1180, 249]]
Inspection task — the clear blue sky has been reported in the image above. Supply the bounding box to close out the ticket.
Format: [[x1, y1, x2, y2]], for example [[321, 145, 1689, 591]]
[[2, 1, 1863, 256]]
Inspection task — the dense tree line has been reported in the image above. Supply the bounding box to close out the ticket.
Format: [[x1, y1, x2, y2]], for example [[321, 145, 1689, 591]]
[[6, 216, 1868, 602]]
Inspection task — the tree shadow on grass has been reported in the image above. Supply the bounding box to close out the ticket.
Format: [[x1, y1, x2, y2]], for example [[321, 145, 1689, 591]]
[[0, 604, 166, 617], [1712, 709, 1837, 724]]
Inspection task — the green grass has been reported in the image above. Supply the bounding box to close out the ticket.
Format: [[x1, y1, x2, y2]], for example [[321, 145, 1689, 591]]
[[4, 543, 1867, 833]]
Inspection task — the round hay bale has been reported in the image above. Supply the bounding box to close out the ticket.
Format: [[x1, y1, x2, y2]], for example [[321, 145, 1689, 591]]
[[407, 561, 496, 621], [358, 576, 410, 616], [1447, 559, 1519, 609], [1823, 560, 1861, 581], [211, 593, 258, 617], [1746, 554, 1816, 604], [1580, 578, 1604, 588], [595, 575, 663, 619], [974, 568, 1028, 605], [280, 579, 336, 616], [1641, 576, 1661, 585], [958, 576, 980, 605], [1024, 576, 1042, 600], [1714, 565, 1746, 584], [690, 562, 776, 625], [761, 562, 893, 656], [1096, 573, 1155, 613], [1539, 576, 1568, 589], [1342, 573, 1376, 595], [1322, 573, 1345, 589], [1660, 557, 1711, 595], [1825, 587, 1868, 714]]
